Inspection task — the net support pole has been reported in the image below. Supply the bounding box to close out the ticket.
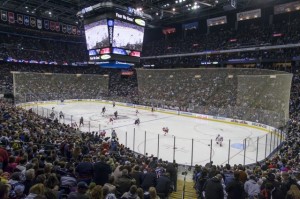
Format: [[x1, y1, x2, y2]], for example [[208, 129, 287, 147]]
[[256, 136, 259, 163], [71, 115, 73, 124], [228, 139, 231, 164], [276, 131, 279, 152], [144, 131, 147, 155], [99, 124, 101, 132], [47, 109, 49, 118], [173, 136, 176, 162], [157, 134, 160, 158], [191, 139, 194, 167], [89, 121, 91, 133], [42, 108, 44, 117], [243, 139, 246, 166], [273, 131, 276, 151], [210, 139, 212, 163], [133, 128, 135, 151], [270, 132, 273, 154], [265, 135, 268, 158], [125, 132, 127, 147]]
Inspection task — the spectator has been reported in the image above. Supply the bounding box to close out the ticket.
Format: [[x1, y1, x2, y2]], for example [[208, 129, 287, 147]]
[[103, 176, 116, 194], [286, 184, 300, 199], [131, 165, 143, 188], [225, 171, 245, 199], [121, 185, 140, 199], [0, 182, 9, 199], [90, 185, 103, 199], [116, 169, 136, 197], [244, 175, 260, 199], [155, 173, 171, 199], [26, 183, 46, 199], [67, 181, 89, 199], [93, 155, 112, 186], [204, 174, 224, 199], [141, 169, 157, 191], [75, 156, 94, 184]]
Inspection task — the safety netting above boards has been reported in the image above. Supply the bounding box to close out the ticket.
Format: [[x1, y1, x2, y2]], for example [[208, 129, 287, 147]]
[[136, 68, 293, 128], [13, 72, 109, 103]]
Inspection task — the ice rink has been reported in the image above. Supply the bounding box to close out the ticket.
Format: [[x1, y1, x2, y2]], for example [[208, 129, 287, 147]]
[[34, 101, 277, 166]]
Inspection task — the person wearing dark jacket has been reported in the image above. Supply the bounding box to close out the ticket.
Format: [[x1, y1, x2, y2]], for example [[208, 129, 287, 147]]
[[93, 155, 112, 185], [141, 170, 157, 191], [204, 174, 224, 199], [116, 169, 136, 197], [260, 173, 282, 191], [155, 173, 171, 199], [166, 162, 177, 192], [130, 165, 143, 188], [226, 171, 245, 199]]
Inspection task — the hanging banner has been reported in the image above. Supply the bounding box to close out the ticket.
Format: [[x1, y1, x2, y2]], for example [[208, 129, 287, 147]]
[[207, 16, 227, 26], [67, 25, 72, 34], [30, 17, 36, 27], [8, 12, 14, 23], [1, 10, 7, 21], [237, 9, 261, 21], [182, 22, 199, 30], [72, 26, 77, 34], [24, 15, 29, 26], [55, 22, 60, 32], [62, 24, 67, 33], [44, 20, 49, 29], [17, 14, 23, 24], [274, 1, 300, 14], [50, 21, 55, 31], [0, 9, 80, 36], [37, 19, 42, 29]]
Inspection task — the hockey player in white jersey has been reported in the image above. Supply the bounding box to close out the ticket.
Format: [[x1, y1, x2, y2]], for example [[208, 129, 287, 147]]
[[215, 134, 224, 147]]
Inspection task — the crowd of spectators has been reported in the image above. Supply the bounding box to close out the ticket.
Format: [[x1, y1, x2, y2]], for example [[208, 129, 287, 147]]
[[135, 68, 291, 128], [1, 8, 300, 199], [0, 25, 88, 63], [14, 72, 109, 103], [142, 13, 300, 57], [0, 100, 178, 199], [0, 69, 299, 199], [192, 71, 300, 199]]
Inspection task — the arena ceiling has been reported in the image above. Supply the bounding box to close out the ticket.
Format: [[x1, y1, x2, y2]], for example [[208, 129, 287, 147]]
[[0, 0, 292, 27]]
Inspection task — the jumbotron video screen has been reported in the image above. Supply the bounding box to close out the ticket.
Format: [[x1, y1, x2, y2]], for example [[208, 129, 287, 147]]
[[113, 19, 144, 51], [84, 13, 145, 64], [84, 19, 109, 50]]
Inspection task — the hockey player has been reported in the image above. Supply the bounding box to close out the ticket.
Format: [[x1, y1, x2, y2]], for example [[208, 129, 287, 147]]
[[101, 106, 106, 115], [111, 129, 117, 139], [79, 117, 84, 127], [162, 127, 169, 136], [113, 101, 116, 107], [114, 111, 118, 119], [134, 118, 140, 125], [215, 134, 223, 147], [136, 109, 139, 116], [59, 111, 64, 119], [151, 106, 154, 112], [108, 117, 114, 125]]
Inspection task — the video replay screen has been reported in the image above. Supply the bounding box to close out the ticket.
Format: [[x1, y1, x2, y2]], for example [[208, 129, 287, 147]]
[[113, 19, 145, 51], [84, 20, 109, 50]]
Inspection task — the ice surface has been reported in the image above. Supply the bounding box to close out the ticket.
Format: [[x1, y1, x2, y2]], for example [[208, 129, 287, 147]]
[[37, 102, 277, 166]]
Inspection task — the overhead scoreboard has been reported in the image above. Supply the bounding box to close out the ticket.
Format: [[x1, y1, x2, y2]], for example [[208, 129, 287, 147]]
[[82, 6, 148, 68]]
